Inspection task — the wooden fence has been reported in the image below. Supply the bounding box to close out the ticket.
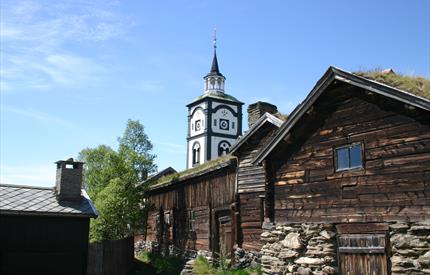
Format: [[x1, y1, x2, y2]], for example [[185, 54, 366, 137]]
[[87, 237, 135, 275]]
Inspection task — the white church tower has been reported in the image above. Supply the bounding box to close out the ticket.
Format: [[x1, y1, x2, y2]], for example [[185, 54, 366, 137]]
[[186, 33, 243, 168]]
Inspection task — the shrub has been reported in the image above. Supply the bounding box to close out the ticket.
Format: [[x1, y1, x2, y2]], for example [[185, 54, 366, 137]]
[[137, 251, 183, 274]]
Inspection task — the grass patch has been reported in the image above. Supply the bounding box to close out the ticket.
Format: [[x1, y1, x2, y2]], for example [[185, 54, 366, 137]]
[[137, 251, 183, 275], [193, 256, 262, 275], [354, 69, 430, 100], [151, 155, 235, 188]]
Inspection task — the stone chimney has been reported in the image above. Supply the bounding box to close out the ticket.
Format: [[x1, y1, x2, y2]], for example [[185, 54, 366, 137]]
[[55, 158, 84, 201], [247, 101, 278, 128]]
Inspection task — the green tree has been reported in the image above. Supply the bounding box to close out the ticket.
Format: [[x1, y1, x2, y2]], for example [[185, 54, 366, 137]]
[[78, 119, 156, 241], [118, 119, 156, 181]]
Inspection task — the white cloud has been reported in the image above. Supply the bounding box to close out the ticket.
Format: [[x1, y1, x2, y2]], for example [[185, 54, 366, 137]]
[[0, 0, 129, 93], [0, 164, 55, 187], [1, 105, 76, 127]]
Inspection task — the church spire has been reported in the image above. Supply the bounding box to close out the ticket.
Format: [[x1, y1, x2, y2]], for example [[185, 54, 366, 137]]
[[209, 29, 222, 76], [204, 28, 225, 92], [210, 50, 221, 75]]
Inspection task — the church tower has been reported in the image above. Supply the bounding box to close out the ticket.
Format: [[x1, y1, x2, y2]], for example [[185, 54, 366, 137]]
[[186, 34, 243, 169]]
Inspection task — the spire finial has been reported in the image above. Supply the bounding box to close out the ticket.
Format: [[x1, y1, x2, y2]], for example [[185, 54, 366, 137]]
[[212, 28, 217, 50]]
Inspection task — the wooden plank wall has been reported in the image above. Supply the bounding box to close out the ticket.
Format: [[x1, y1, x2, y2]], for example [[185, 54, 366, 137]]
[[237, 123, 278, 193], [236, 123, 279, 250], [269, 87, 430, 224], [146, 165, 236, 252], [87, 237, 135, 275]]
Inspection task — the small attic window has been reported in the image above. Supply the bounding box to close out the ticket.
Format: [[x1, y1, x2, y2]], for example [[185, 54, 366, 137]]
[[335, 143, 363, 171], [65, 164, 74, 169]]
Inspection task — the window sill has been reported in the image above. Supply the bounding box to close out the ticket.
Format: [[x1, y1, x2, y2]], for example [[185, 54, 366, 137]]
[[335, 166, 363, 173]]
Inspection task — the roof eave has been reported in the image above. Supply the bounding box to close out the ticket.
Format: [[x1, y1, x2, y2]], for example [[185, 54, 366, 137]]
[[253, 66, 430, 165], [0, 209, 98, 218], [230, 113, 284, 155], [148, 158, 236, 194]]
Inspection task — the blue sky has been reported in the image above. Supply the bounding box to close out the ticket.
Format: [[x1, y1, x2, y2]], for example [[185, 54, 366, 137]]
[[1, 0, 429, 187]]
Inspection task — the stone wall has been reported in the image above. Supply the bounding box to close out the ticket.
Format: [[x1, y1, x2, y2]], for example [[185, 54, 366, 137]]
[[259, 221, 430, 275], [390, 221, 430, 274], [260, 224, 337, 275]]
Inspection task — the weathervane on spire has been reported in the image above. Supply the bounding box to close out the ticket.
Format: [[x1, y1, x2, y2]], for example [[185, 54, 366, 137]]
[[212, 28, 217, 50]]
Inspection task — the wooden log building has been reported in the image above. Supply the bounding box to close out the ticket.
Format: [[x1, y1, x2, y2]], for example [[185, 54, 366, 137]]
[[145, 66, 430, 275], [0, 159, 98, 275]]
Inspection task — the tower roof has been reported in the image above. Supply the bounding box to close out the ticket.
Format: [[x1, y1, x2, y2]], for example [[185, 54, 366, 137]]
[[206, 49, 224, 78]]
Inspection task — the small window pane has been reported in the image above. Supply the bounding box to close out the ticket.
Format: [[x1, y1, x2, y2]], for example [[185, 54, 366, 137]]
[[350, 144, 362, 168], [336, 147, 349, 170]]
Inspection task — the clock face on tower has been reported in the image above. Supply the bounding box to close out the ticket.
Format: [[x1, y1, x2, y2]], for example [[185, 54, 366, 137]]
[[195, 120, 201, 131], [219, 119, 229, 130]]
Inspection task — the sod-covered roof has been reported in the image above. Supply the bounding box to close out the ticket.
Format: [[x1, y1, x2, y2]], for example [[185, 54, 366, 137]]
[[354, 70, 430, 100], [148, 155, 235, 192]]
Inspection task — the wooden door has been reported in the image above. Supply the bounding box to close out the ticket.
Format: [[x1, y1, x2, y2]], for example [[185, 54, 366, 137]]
[[338, 234, 388, 275], [217, 215, 232, 257]]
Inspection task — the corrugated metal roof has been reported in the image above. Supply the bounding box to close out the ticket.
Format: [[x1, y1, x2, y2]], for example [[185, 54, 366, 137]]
[[0, 184, 98, 218]]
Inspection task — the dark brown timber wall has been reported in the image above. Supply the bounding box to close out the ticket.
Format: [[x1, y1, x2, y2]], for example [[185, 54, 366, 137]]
[[267, 84, 430, 224], [236, 123, 279, 250], [146, 165, 236, 253]]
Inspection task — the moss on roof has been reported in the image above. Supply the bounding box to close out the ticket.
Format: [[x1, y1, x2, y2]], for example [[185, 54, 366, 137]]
[[149, 155, 235, 191], [354, 70, 430, 100]]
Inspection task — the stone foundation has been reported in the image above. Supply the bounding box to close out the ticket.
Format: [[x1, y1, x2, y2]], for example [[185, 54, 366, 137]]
[[180, 250, 213, 275], [390, 221, 430, 274], [260, 224, 338, 275], [233, 245, 262, 269], [259, 221, 430, 275]]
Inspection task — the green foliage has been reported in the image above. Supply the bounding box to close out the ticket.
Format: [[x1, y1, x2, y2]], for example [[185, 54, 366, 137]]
[[137, 252, 183, 274], [355, 69, 430, 100], [193, 255, 261, 275], [193, 256, 217, 275], [79, 119, 156, 242], [118, 119, 156, 181]]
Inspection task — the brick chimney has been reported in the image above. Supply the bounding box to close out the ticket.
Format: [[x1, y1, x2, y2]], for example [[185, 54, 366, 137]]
[[247, 101, 278, 128], [55, 158, 84, 201]]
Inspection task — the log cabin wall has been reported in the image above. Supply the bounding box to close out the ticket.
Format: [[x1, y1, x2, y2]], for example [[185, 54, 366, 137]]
[[236, 123, 279, 250], [267, 83, 430, 224], [146, 164, 236, 255]]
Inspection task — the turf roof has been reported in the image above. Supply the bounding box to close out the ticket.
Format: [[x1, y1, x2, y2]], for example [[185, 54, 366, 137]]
[[149, 155, 235, 191], [354, 70, 430, 100]]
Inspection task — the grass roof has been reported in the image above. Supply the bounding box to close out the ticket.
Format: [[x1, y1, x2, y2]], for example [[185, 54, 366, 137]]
[[149, 155, 235, 191], [354, 69, 430, 100]]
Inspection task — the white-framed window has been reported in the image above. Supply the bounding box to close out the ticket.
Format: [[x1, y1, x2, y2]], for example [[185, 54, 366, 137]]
[[192, 142, 201, 165]]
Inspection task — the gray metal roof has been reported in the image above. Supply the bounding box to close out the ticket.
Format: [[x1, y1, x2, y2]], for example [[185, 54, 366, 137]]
[[0, 184, 98, 218]]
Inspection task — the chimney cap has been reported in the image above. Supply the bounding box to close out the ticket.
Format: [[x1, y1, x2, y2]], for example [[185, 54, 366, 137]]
[[248, 101, 277, 109], [55, 158, 84, 165]]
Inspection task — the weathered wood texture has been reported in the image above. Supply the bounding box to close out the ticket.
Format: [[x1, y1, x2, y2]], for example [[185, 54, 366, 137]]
[[146, 166, 236, 252], [338, 234, 388, 275], [237, 123, 278, 193], [87, 237, 134, 275], [235, 123, 279, 250], [268, 86, 430, 224], [238, 193, 264, 250]]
